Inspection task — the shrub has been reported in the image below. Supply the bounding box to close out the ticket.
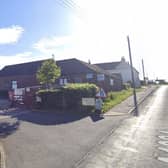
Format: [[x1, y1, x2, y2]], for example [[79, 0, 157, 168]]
[[37, 83, 98, 110], [123, 83, 131, 90]]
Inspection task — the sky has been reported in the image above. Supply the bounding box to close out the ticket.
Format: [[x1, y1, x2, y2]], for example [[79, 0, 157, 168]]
[[0, 0, 168, 80]]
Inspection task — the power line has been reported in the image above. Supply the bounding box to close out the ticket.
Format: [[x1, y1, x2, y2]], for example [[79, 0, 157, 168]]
[[55, 0, 86, 22], [64, 0, 82, 12]]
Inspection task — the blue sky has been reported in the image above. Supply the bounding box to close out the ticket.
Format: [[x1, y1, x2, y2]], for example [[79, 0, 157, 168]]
[[0, 0, 168, 80], [0, 0, 72, 54]]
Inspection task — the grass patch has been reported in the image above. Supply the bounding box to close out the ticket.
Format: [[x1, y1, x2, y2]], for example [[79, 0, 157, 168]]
[[102, 89, 133, 113], [102, 87, 145, 113]]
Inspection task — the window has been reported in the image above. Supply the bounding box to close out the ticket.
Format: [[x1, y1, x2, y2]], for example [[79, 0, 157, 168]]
[[64, 78, 67, 84], [12, 80, 17, 89], [59, 78, 68, 85], [97, 74, 105, 81], [59, 79, 63, 85], [110, 79, 114, 85], [74, 77, 82, 83], [86, 73, 93, 79]]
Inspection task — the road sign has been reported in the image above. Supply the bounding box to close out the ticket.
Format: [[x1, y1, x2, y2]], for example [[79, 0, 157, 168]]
[[96, 88, 106, 98]]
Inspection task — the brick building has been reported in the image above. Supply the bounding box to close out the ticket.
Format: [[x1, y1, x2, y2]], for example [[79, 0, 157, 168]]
[[0, 58, 123, 97]]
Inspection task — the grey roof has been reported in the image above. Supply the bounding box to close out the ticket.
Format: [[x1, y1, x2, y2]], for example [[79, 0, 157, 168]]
[[95, 61, 139, 74], [95, 62, 121, 70], [0, 58, 112, 77], [57, 58, 111, 76], [0, 59, 48, 77]]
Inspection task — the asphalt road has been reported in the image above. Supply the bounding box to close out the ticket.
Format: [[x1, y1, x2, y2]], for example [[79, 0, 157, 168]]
[[0, 107, 129, 168], [78, 85, 168, 168]]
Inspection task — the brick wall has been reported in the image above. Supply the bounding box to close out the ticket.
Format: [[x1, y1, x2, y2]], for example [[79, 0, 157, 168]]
[[0, 74, 39, 90]]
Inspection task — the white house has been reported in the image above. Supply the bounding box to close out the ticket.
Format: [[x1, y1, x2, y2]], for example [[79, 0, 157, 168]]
[[95, 57, 141, 88]]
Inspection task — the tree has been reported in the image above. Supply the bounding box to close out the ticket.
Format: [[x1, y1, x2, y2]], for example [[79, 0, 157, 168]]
[[36, 59, 61, 88]]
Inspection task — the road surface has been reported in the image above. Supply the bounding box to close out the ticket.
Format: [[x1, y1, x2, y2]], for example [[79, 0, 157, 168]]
[[0, 85, 163, 168], [0, 108, 128, 168], [78, 85, 168, 168]]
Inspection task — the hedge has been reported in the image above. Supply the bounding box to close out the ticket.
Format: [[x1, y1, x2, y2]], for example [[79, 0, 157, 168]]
[[38, 83, 98, 110]]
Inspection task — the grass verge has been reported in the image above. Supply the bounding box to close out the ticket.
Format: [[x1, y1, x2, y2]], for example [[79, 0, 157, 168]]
[[102, 89, 133, 113], [102, 87, 146, 113]]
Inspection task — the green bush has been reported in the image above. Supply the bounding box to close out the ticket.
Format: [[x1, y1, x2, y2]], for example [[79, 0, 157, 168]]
[[123, 83, 131, 90], [38, 83, 98, 110]]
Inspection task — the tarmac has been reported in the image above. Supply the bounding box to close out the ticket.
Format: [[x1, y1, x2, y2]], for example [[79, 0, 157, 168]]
[[0, 85, 158, 168], [77, 85, 158, 168]]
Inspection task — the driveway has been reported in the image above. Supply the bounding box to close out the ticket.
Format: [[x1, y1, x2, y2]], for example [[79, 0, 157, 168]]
[[0, 110, 128, 168]]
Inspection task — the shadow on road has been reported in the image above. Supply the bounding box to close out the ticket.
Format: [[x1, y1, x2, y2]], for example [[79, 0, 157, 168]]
[[10, 110, 104, 125], [13, 111, 90, 125], [90, 113, 104, 122], [0, 120, 20, 138]]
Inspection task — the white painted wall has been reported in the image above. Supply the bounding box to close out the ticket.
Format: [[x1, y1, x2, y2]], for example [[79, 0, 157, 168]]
[[106, 61, 141, 87]]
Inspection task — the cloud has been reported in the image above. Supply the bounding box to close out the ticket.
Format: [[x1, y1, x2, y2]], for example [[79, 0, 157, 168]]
[[0, 51, 55, 70], [0, 25, 24, 44], [0, 52, 35, 69], [34, 36, 73, 54], [14, 52, 33, 58]]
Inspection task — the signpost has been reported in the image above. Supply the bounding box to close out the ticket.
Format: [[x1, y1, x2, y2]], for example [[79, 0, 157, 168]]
[[96, 88, 106, 98]]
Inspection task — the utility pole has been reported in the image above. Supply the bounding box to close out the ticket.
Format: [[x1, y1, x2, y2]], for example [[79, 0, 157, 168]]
[[127, 35, 139, 116], [142, 59, 146, 84]]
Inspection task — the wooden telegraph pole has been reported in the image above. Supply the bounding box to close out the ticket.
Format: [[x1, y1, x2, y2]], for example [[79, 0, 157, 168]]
[[142, 59, 146, 84], [127, 35, 139, 116]]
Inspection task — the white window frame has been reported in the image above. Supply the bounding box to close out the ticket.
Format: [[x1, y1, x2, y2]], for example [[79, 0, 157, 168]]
[[86, 73, 93, 79], [64, 78, 67, 84], [110, 79, 114, 86], [59, 78, 68, 85], [97, 74, 105, 81], [59, 79, 64, 85], [12, 80, 17, 89]]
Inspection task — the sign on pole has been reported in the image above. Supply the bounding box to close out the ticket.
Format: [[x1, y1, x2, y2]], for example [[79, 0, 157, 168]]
[[96, 88, 106, 98]]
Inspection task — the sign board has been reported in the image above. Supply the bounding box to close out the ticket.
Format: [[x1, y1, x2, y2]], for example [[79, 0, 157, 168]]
[[14, 88, 24, 96], [96, 88, 106, 98], [97, 74, 105, 81], [82, 98, 95, 106]]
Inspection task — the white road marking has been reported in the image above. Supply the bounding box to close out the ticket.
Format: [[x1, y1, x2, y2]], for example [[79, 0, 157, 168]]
[[158, 157, 168, 163], [158, 135, 168, 141], [160, 131, 168, 134], [157, 130, 168, 163], [158, 141, 168, 146], [158, 147, 168, 153]]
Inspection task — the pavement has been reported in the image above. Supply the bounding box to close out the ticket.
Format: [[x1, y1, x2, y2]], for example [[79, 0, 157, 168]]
[[104, 85, 157, 116], [0, 85, 158, 168]]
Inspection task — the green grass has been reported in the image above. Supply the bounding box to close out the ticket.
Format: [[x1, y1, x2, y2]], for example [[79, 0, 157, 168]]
[[102, 89, 133, 113], [102, 87, 145, 113]]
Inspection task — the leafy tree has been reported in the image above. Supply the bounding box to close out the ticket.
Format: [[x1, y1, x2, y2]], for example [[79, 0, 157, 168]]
[[36, 59, 61, 88]]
